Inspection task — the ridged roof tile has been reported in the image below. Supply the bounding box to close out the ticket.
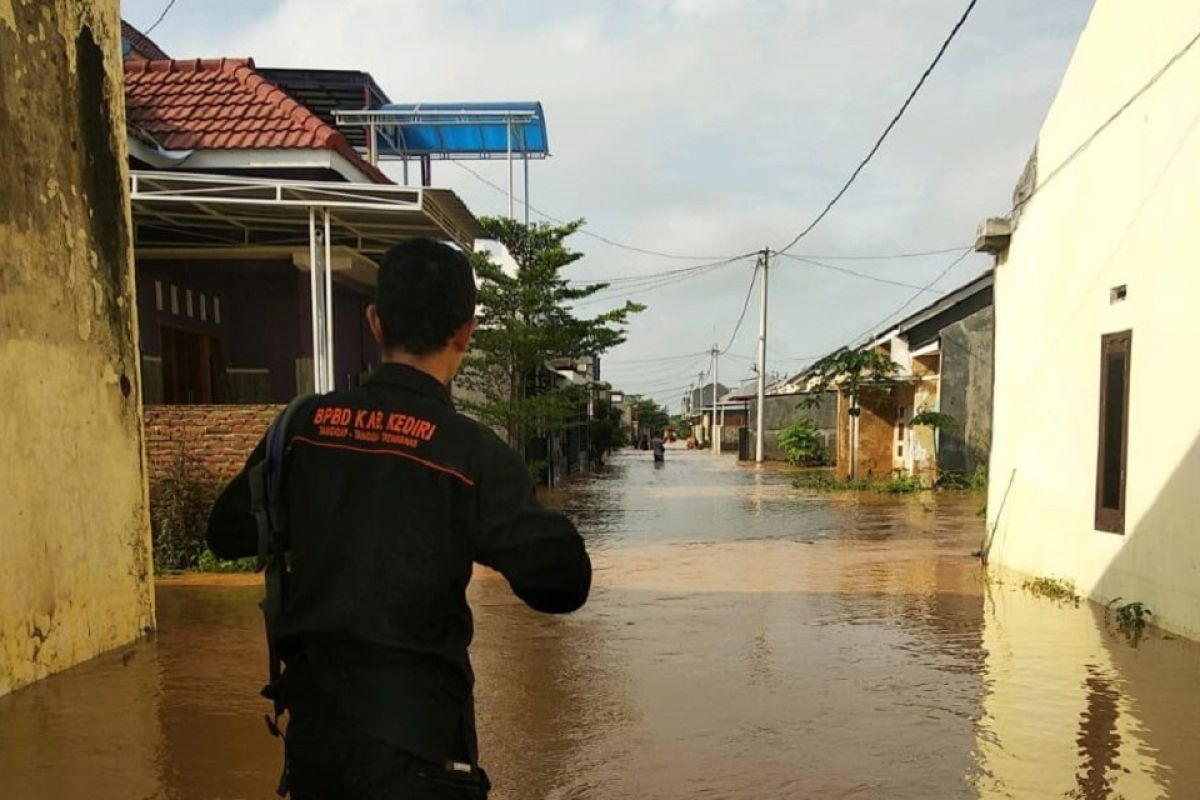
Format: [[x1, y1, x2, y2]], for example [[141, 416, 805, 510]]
[[124, 58, 389, 184]]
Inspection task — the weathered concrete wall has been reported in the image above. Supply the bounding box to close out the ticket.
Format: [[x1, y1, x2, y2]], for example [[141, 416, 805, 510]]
[[747, 392, 836, 461], [0, 0, 154, 695], [940, 304, 994, 476], [143, 404, 281, 486]]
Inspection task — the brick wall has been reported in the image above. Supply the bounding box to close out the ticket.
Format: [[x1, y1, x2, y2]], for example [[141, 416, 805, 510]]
[[143, 404, 283, 486]]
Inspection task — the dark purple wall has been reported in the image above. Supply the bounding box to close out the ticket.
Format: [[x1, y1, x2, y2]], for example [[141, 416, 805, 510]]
[[135, 260, 234, 358], [136, 256, 375, 402], [334, 285, 375, 390]]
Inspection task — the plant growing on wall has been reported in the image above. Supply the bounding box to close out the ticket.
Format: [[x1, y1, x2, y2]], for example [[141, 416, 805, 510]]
[[910, 408, 958, 475], [778, 418, 826, 466], [909, 409, 958, 431]]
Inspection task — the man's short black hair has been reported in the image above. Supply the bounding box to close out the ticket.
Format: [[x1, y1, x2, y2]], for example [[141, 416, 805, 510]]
[[375, 238, 477, 354]]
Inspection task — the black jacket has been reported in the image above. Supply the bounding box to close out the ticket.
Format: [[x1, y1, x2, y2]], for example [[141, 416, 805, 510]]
[[206, 363, 591, 764]]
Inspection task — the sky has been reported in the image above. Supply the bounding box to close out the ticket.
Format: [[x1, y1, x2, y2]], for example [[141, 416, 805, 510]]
[[122, 0, 1095, 411]]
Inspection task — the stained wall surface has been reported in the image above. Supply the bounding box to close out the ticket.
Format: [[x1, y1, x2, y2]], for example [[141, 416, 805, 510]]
[[0, 0, 154, 695]]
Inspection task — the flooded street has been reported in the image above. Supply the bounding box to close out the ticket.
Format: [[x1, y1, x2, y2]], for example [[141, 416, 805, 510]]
[[3, 447, 1199, 799]]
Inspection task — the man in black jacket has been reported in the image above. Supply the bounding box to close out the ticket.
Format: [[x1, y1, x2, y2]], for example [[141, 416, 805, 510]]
[[207, 238, 592, 799]]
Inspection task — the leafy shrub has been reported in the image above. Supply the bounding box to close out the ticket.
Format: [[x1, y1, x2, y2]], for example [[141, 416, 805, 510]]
[[150, 449, 221, 572], [937, 464, 988, 490], [778, 418, 827, 466], [197, 549, 257, 573], [880, 474, 924, 494]]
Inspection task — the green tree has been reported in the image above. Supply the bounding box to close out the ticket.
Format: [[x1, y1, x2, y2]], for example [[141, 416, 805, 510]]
[[801, 349, 905, 478], [458, 217, 643, 456], [628, 396, 670, 442], [588, 399, 625, 463]]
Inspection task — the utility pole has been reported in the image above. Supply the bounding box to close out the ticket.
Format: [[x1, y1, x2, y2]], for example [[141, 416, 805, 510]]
[[755, 249, 769, 463], [705, 345, 715, 453]]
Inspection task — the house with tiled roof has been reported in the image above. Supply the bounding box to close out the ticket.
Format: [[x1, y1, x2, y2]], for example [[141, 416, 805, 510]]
[[124, 57, 389, 186], [124, 54, 404, 407], [116, 24, 484, 418]]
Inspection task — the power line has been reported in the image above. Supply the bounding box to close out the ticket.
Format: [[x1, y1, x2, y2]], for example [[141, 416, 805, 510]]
[[456, 160, 969, 269], [778, 248, 976, 382], [774, 0, 981, 255], [452, 161, 744, 261], [850, 248, 975, 345], [606, 355, 710, 381], [605, 350, 711, 365], [791, 245, 973, 261], [773, 250, 962, 293], [572, 255, 754, 306], [568, 251, 756, 287], [720, 257, 761, 354], [460, 155, 968, 268], [621, 360, 710, 392], [143, 0, 180, 34], [1013, 25, 1200, 215]]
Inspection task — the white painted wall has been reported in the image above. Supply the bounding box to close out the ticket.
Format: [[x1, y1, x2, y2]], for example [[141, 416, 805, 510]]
[[986, 0, 1200, 639]]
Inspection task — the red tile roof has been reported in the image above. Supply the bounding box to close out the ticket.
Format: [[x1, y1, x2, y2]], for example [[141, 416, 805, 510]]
[[124, 58, 390, 184]]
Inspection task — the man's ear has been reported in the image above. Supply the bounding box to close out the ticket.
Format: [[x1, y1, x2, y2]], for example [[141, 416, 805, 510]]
[[366, 304, 385, 344], [450, 318, 477, 353]]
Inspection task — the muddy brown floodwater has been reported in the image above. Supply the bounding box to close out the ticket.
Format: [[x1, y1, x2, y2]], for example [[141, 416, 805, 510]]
[[3, 447, 1199, 799]]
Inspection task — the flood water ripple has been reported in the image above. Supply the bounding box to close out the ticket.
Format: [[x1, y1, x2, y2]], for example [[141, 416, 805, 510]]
[[2, 447, 1198, 799]]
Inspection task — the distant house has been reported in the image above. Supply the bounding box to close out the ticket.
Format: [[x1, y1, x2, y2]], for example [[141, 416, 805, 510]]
[[981, 0, 1200, 640], [684, 382, 729, 445], [786, 271, 994, 482]]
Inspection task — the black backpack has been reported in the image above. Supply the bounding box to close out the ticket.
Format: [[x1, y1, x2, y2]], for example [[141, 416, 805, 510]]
[[247, 393, 312, 796]]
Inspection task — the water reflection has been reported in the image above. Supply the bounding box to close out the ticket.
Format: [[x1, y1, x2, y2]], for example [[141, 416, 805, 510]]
[[974, 570, 1200, 799], [0, 448, 1197, 799]]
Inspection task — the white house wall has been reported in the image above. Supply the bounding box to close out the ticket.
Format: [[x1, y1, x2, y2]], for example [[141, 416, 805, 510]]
[[986, 0, 1200, 639]]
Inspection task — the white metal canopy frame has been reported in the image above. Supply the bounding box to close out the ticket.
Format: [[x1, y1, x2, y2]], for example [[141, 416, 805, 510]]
[[129, 170, 486, 394], [333, 106, 547, 224]]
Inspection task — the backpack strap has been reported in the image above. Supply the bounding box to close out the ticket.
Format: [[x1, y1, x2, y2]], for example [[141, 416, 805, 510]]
[[248, 392, 313, 797]]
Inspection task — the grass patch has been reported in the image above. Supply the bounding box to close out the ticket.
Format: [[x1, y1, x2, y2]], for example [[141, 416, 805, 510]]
[[793, 474, 926, 494], [1022, 576, 1080, 606], [938, 464, 989, 491]]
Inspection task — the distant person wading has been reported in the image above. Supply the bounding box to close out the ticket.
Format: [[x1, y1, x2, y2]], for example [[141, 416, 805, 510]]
[[206, 239, 592, 799]]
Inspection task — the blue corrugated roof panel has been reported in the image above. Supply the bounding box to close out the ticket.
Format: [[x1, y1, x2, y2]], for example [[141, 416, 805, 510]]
[[376, 101, 548, 157]]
